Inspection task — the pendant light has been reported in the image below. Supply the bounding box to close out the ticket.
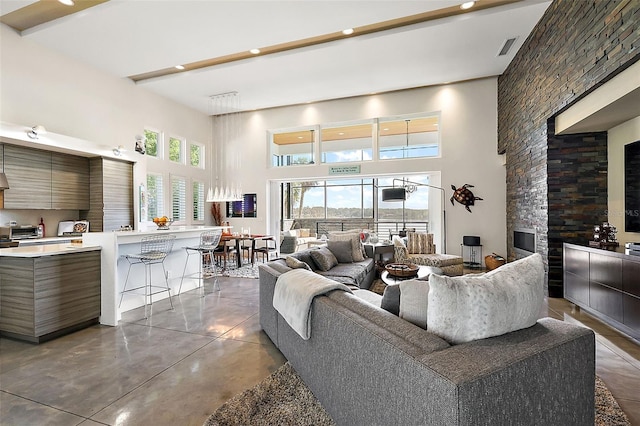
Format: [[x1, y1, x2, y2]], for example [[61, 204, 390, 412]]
[[206, 92, 243, 202]]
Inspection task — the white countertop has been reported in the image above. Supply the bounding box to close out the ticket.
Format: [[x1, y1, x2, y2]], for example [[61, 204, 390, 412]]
[[18, 236, 81, 246], [111, 225, 225, 237], [0, 243, 101, 257]]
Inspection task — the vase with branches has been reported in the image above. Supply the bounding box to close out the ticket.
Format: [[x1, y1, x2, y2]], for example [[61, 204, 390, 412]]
[[211, 202, 223, 226]]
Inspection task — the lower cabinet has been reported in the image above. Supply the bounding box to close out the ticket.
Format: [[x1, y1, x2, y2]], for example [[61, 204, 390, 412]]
[[0, 250, 101, 343], [563, 243, 640, 340]]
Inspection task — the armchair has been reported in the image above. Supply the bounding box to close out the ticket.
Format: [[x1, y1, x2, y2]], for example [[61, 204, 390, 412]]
[[392, 232, 463, 276]]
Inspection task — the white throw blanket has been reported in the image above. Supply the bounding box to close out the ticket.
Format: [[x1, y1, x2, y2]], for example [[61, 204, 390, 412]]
[[273, 269, 352, 340]]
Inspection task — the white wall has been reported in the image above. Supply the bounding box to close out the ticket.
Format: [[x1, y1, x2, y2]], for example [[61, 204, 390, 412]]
[[0, 22, 507, 258], [229, 78, 507, 258], [608, 115, 640, 244], [0, 24, 211, 229]]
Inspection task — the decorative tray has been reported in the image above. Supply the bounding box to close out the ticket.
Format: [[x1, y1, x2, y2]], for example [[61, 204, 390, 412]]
[[385, 263, 419, 278]]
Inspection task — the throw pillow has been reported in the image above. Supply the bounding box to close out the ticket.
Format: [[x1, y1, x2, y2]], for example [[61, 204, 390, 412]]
[[407, 232, 434, 254], [309, 246, 339, 271], [328, 232, 365, 262], [327, 240, 354, 263], [427, 253, 545, 344], [285, 256, 312, 271], [398, 279, 429, 329], [299, 228, 310, 238], [381, 284, 401, 316]]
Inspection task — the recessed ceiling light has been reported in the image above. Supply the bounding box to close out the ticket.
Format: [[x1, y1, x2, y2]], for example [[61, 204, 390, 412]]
[[58, 0, 75, 5], [342, 28, 354, 35], [175, 65, 185, 70], [250, 48, 261, 55], [460, 1, 475, 9], [338, 132, 345, 135]]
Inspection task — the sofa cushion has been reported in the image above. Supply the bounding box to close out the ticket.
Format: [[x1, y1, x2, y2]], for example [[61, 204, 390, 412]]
[[285, 256, 312, 270], [310, 246, 339, 271], [316, 259, 373, 287], [329, 231, 365, 262], [427, 253, 544, 344], [327, 240, 354, 263]]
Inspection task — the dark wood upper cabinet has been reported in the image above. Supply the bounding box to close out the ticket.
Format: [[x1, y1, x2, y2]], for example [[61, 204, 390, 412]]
[[51, 153, 90, 210], [3, 145, 52, 209]]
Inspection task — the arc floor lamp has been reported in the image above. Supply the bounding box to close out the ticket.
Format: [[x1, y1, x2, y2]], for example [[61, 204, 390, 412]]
[[381, 178, 447, 253]]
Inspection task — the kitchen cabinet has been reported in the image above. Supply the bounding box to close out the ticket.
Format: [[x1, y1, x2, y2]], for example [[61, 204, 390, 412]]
[[0, 246, 101, 343], [85, 157, 133, 231], [52, 153, 90, 210], [3, 144, 52, 209], [563, 243, 640, 340], [1, 144, 90, 210]]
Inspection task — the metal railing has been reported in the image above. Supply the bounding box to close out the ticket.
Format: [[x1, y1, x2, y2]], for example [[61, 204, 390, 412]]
[[283, 219, 428, 239]]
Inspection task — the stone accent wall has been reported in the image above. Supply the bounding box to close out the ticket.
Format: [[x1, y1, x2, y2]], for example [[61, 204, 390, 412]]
[[498, 0, 640, 295]]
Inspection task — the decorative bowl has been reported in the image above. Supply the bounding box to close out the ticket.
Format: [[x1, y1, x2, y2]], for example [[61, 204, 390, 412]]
[[153, 217, 173, 230], [385, 263, 419, 278]]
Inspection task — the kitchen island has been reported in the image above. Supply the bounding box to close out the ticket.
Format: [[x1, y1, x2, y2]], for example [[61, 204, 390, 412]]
[[0, 243, 102, 343], [83, 226, 227, 326]]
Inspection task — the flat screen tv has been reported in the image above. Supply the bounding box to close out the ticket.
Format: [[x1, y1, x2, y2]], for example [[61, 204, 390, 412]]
[[625, 140, 640, 232]]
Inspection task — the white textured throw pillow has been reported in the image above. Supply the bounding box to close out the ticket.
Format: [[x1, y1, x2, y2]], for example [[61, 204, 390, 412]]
[[427, 253, 544, 344]]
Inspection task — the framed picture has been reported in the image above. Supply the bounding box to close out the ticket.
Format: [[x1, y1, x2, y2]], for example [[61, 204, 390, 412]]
[[227, 193, 257, 218]]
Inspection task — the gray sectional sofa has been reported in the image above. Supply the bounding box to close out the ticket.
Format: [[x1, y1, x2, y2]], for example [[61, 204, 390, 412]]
[[269, 247, 376, 290], [259, 260, 596, 425]]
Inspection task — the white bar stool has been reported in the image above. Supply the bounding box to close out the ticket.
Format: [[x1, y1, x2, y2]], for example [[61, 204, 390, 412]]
[[179, 230, 222, 296], [119, 234, 176, 317]]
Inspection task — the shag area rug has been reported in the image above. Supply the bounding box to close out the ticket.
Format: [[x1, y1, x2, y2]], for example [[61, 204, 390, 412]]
[[204, 362, 630, 426]]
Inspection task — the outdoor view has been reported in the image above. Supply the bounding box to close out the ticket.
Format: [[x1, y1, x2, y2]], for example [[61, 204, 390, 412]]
[[282, 175, 432, 235]]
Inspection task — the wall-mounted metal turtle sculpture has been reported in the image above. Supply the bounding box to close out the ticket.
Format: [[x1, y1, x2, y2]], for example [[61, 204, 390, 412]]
[[450, 184, 483, 213]]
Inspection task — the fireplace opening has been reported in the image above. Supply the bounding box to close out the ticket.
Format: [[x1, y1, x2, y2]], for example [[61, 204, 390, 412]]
[[514, 229, 536, 256]]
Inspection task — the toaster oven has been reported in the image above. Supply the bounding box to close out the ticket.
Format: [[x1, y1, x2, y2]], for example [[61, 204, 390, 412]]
[[0, 225, 40, 240]]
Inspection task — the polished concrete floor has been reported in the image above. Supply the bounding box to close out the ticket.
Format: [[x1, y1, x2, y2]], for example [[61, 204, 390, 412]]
[[1, 276, 639, 426]]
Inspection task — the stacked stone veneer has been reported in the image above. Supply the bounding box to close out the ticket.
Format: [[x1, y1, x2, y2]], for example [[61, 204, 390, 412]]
[[498, 0, 640, 296]]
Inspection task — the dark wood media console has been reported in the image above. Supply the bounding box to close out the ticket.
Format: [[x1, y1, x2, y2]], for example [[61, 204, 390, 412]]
[[563, 243, 640, 341]]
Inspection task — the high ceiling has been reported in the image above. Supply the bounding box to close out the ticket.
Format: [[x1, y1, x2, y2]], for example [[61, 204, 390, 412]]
[[0, 0, 551, 115]]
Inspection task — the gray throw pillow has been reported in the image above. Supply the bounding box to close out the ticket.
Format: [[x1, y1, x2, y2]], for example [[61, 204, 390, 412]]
[[285, 256, 312, 270], [327, 240, 354, 263], [381, 285, 401, 316], [309, 246, 339, 271]]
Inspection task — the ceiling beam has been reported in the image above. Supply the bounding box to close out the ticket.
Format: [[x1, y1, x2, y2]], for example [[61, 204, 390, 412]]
[[129, 0, 523, 83], [0, 0, 109, 33]]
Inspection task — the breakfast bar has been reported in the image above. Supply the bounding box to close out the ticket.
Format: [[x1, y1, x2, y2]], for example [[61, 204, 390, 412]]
[[83, 226, 226, 326], [0, 243, 102, 343]]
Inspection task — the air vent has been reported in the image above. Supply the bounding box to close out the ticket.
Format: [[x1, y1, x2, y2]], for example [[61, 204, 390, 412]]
[[497, 37, 518, 56]]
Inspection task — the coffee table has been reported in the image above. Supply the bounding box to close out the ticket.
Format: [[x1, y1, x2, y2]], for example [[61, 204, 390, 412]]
[[381, 265, 443, 285]]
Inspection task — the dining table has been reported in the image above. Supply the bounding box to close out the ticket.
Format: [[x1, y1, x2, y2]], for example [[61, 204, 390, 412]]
[[221, 234, 275, 268]]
